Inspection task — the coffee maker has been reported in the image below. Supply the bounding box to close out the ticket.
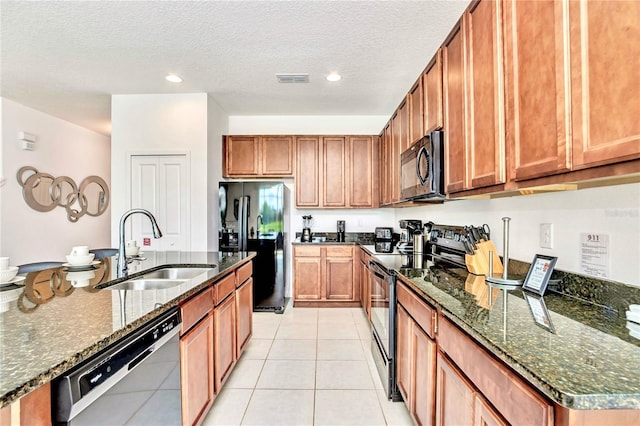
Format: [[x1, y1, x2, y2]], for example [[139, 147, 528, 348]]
[[301, 215, 313, 242], [397, 219, 422, 252], [337, 220, 345, 242]]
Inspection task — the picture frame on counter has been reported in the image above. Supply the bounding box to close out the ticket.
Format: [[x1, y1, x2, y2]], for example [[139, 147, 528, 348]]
[[524, 292, 556, 333], [522, 254, 557, 296]]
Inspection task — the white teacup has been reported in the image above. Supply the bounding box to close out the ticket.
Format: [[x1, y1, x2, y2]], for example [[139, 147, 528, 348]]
[[125, 245, 140, 256], [67, 270, 96, 287], [126, 240, 137, 248], [0, 257, 9, 271], [71, 246, 89, 256]]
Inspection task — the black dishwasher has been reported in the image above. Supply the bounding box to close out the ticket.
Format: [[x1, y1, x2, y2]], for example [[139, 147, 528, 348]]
[[54, 307, 182, 426]]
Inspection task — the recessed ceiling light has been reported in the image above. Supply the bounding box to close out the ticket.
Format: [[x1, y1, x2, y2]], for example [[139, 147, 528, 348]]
[[326, 73, 342, 82], [166, 74, 183, 83]]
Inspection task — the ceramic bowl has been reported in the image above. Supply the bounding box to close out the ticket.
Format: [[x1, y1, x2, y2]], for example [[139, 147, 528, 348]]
[[65, 253, 95, 266], [125, 246, 140, 256], [0, 287, 22, 312], [0, 266, 19, 283]]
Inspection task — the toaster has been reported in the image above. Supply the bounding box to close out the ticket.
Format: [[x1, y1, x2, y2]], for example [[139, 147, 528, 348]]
[[375, 227, 394, 241]]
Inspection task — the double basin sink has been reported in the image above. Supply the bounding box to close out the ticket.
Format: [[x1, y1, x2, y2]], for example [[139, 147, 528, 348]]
[[105, 267, 214, 291]]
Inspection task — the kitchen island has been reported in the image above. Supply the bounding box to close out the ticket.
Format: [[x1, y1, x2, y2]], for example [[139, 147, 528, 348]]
[[0, 250, 255, 412], [360, 245, 640, 425]]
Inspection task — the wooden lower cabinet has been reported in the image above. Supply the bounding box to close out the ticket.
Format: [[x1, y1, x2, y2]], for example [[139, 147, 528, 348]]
[[180, 312, 215, 426], [0, 383, 51, 426], [293, 245, 358, 306], [214, 293, 237, 393], [359, 248, 371, 319], [436, 352, 475, 426], [236, 277, 253, 356], [475, 395, 508, 426]]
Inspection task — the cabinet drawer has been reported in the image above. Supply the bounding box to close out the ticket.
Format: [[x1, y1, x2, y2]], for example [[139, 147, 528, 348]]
[[180, 288, 213, 335], [438, 316, 553, 425], [214, 272, 236, 305], [397, 281, 436, 339], [294, 245, 321, 257], [325, 246, 353, 257], [236, 261, 252, 287]]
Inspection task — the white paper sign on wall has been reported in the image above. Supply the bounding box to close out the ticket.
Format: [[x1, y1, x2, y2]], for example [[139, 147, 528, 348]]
[[580, 233, 610, 278]]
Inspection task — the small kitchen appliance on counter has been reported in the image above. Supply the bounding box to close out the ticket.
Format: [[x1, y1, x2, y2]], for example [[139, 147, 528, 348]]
[[374, 227, 396, 253], [397, 219, 422, 252], [301, 215, 313, 242], [337, 220, 345, 242]]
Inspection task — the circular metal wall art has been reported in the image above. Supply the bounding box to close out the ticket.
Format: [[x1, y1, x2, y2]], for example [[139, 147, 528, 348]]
[[16, 166, 110, 222]]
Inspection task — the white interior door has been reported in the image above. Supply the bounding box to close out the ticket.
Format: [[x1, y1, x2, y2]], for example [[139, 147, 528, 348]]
[[130, 155, 189, 251]]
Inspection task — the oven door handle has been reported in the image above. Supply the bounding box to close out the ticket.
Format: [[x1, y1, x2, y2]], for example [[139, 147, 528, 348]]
[[416, 145, 430, 186]]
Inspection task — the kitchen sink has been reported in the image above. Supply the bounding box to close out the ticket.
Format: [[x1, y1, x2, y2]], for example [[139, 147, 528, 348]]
[[106, 279, 185, 291], [141, 267, 213, 280]]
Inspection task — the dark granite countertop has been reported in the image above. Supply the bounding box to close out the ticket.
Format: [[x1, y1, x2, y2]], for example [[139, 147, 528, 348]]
[[0, 251, 255, 408], [360, 245, 640, 410]]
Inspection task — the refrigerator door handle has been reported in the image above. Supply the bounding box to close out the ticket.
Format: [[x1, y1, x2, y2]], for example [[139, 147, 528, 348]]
[[238, 196, 249, 251]]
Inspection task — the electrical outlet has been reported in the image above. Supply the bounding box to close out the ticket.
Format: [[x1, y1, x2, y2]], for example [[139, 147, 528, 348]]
[[540, 223, 553, 249]]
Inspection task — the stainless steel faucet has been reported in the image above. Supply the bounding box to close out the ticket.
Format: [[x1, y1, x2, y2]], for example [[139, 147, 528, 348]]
[[117, 208, 163, 277], [256, 214, 263, 238]]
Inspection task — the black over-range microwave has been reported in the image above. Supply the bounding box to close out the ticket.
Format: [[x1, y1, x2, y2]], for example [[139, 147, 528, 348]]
[[400, 130, 445, 200]]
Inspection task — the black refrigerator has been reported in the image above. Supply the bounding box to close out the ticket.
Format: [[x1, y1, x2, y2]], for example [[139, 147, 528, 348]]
[[218, 181, 286, 313]]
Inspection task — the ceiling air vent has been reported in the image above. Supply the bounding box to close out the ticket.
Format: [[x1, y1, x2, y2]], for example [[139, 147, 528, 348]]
[[276, 73, 309, 83]]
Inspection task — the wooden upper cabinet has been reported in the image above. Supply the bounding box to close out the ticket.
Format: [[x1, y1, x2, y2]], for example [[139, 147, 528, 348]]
[[466, 0, 506, 189], [224, 135, 293, 177], [323, 136, 348, 207], [390, 110, 403, 203], [424, 49, 444, 133], [443, 18, 468, 193], [349, 136, 378, 208], [569, 0, 640, 169], [504, 0, 571, 181], [295, 136, 321, 207], [409, 77, 424, 145], [224, 136, 259, 176], [261, 136, 294, 175], [380, 124, 392, 205]]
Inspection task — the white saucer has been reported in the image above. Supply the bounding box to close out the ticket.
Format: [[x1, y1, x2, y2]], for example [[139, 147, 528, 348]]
[[0, 276, 26, 287], [62, 260, 100, 270], [127, 251, 145, 257]]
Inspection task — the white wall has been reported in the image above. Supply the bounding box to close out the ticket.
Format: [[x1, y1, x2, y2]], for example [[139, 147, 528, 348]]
[[396, 183, 640, 287], [0, 98, 111, 265], [228, 115, 388, 135], [207, 96, 229, 250], [111, 94, 209, 250]]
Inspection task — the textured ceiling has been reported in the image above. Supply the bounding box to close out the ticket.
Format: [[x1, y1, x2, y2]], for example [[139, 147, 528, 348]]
[[0, 1, 469, 136]]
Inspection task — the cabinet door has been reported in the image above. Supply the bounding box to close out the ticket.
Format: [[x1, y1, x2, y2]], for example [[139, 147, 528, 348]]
[[424, 49, 444, 133], [409, 77, 424, 145], [569, 0, 640, 168], [443, 19, 468, 193], [293, 255, 322, 300], [359, 252, 371, 318], [214, 294, 236, 393], [261, 136, 294, 175], [380, 124, 392, 205], [295, 136, 321, 207], [390, 111, 402, 202], [413, 323, 437, 426], [325, 249, 355, 300], [504, 0, 571, 181], [235, 277, 253, 356], [348, 136, 377, 208], [396, 304, 412, 403], [323, 136, 347, 207], [474, 395, 508, 426], [436, 352, 475, 426], [180, 313, 214, 426], [466, 0, 506, 189], [224, 136, 260, 176]]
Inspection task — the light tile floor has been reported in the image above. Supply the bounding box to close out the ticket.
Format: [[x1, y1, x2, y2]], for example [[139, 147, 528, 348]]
[[203, 303, 413, 426]]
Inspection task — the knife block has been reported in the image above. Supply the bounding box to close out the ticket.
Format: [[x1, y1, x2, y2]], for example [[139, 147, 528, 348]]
[[465, 252, 487, 275], [465, 240, 504, 276]]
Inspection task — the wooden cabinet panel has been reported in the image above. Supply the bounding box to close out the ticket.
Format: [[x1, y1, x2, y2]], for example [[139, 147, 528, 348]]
[[235, 277, 253, 356], [214, 272, 236, 305], [348, 136, 377, 208], [413, 323, 436, 426], [380, 125, 392, 205], [409, 77, 424, 145], [569, 0, 640, 168], [399, 98, 410, 153], [390, 111, 402, 203], [214, 293, 236, 393], [359, 248, 371, 318], [438, 316, 553, 425], [424, 50, 444, 133], [261, 136, 293, 175], [504, 0, 571, 181], [293, 255, 322, 301], [443, 19, 468, 193], [397, 280, 435, 339], [475, 395, 508, 426], [322, 136, 347, 207], [224, 136, 260, 176], [295, 136, 321, 207], [466, 0, 506, 189], [325, 256, 354, 300], [396, 304, 412, 403], [181, 288, 213, 335], [235, 261, 252, 288], [436, 352, 475, 426], [180, 313, 214, 426]]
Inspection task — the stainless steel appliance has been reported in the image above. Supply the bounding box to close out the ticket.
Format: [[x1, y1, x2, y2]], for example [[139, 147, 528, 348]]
[[301, 215, 313, 242], [54, 308, 182, 425], [219, 181, 286, 313], [369, 258, 402, 401], [426, 223, 469, 268], [397, 219, 422, 252], [400, 130, 445, 201], [337, 220, 345, 242], [374, 227, 395, 253]]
